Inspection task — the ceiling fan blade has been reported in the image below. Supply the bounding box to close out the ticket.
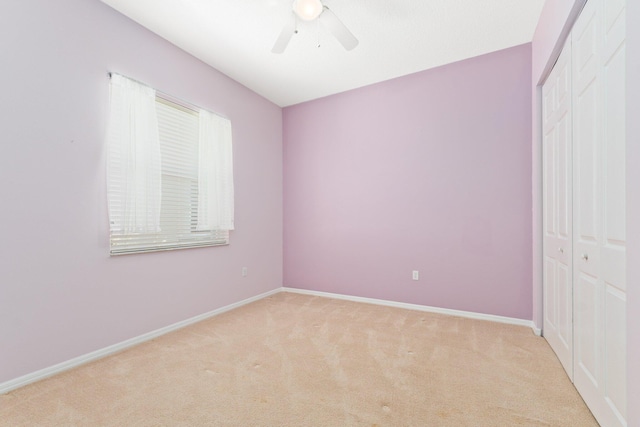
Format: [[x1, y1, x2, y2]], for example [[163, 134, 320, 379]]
[[272, 13, 296, 54], [319, 6, 359, 51]]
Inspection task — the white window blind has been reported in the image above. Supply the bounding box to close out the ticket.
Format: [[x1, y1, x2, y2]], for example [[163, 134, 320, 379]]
[[107, 77, 232, 255]]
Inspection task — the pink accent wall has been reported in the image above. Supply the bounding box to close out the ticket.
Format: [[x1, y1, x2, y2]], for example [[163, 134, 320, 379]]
[[283, 45, 533, 320], [0, 0, 282, 384]]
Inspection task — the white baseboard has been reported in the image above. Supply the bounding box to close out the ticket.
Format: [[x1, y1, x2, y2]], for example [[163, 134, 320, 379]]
[[0, 288, 280, 395], [282, 287, 539, 333], [1, 286, 539, 395]]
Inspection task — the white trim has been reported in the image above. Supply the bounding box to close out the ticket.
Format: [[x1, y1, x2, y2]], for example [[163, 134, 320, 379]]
[[1, 286, 540, 395], [0, 288, 280, 395], [282, 287, 539, 333]]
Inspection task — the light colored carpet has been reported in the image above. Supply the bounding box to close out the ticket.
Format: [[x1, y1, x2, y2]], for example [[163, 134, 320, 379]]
[[0, 292, 597, 426]]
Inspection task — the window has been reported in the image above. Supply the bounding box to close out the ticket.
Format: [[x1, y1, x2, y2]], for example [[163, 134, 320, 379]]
[[107, 74, 234, 255]]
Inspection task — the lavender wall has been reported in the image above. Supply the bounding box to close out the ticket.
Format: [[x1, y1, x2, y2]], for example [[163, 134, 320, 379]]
[[283, 45, 533, 320], [0, 0, 282, 384]]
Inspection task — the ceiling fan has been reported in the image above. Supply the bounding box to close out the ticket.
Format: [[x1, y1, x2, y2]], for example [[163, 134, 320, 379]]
[[272, 0, 359, 54]]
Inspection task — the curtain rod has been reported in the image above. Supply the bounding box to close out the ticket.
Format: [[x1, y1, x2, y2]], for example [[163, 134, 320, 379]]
[[106, 72, 230, 121]]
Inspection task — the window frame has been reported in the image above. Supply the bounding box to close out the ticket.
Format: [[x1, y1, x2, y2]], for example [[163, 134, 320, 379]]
[[108, 92, 230, 256]]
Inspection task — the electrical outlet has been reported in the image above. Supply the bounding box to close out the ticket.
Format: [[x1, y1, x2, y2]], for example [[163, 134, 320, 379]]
[[242, 267, 248, 277], [412, 270, 419, 281]]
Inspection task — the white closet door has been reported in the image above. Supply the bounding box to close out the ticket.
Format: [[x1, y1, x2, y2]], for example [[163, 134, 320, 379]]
[[572, 0, 626, 425], [542, 41, 574, 379]]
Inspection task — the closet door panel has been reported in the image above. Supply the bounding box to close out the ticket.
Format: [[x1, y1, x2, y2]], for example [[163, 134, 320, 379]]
[[574, 81, 599, 255], [575, 271, 600, 385], [555, 104, 573, 355], [544, 128, 557, 239], [542, 0, 626, 424], [573, 0, 605, 419], [602, 3, 626, 292], [604, 287, 626, 419], [572, 0, 626, 424], [544, 257, 558, 327], [601, 0, 626, 422], [557, 261, 572, 348], [573, 9, 599, 255], [604, 0, 625, 59], [542, 39, 573, 378], [558, 116, 571, 239]]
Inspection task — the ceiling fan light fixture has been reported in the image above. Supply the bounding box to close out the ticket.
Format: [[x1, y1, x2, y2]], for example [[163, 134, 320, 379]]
[[293, 0, 323, 21], [273, 0, 358, 53]]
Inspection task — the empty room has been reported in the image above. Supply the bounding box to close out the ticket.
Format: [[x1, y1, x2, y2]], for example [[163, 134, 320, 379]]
[[1, 0, 638, 426]]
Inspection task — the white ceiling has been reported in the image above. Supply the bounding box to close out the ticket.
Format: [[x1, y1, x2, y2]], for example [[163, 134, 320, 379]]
[[100, 0, 545, 107]]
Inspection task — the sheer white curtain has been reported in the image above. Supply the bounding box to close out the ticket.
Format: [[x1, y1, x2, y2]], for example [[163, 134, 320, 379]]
[[197, 110, 234, 231], [107, 74, 162, 233]]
